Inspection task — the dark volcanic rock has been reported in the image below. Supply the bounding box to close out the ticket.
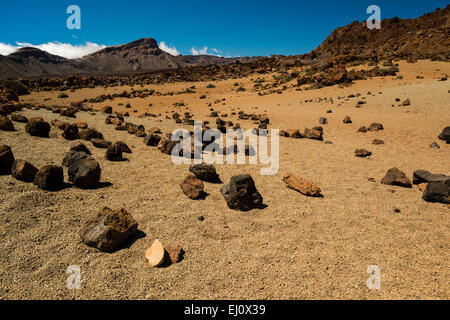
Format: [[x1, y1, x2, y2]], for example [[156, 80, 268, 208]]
[[106, 143, 123, 161], [33, 165, 64, 191], [91, 138, 112, 149], [438, 126, 450, 143], [70, 142, 91, 155], [180, 175, 204, 199], [10, 114, 28, 123], [63, 151, 101, 189], [381, 167, 412, 188], [0, 117, 15, 131], [79, 128, 104, 141], [422, 180, 450, 204], [413, 170, 449, 185], [0, 144, 15, 175], [11, 160, 39, 182], [62, 123, 79, 140], [158, 138, 178, 155], [355, 149, 372, 157], [143, 134, 162, 146], [189, 163, 219, 182], [25, 119, 50, 137], [368, 123, 384, 132], [220, 174, 263, 211], [79, 207, 138, 252]]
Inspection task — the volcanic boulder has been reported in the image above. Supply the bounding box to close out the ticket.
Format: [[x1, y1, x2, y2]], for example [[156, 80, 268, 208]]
[[438, 127, 450, 144], [158, 138, 178, 155], [91, 138, 112, 149], [63, 151, 101, 189], [422, 180, 450, 204], [62, 123, 79, 140], [79, 128, 104, 141], [181, 175, 204, 199], [220, 174, 263, 211], [79, 207, 138, 252], [0, 117, 15, 131], [0, 145, 15, 175], [304, 128, 323, 141], [70, 142, 91, 155], [11, 160, 39, 182], [25, 119, 50, 137], [33, 165, 64, 191], [10, 114, 28, 123], [413, 170, 449, 185], [189, 163, 219, 182], [381, 168, 412, 188], [143, 134, 162, 147]]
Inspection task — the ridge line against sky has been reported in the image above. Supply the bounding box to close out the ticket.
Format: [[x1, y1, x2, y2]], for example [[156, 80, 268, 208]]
[[0, 0, 448, 59]]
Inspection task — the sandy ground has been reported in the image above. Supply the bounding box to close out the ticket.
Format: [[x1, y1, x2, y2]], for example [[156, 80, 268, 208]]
[[0, 60, 449, 300]]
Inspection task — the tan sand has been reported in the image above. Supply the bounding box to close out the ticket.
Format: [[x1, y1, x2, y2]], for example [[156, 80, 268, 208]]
[[0, 60, 449, 299]]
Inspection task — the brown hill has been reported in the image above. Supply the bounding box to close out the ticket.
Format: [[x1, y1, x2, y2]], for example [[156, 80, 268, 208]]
[[311, 5, 450, 61], [0, 38, 248, 78]]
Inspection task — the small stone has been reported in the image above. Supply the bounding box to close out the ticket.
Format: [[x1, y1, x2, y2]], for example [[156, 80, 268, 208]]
[[25, 119, 50, 137], [79, 128, 104, 141], [343, 116, 352, 124], [144, 134, 162, 147], [355, 149, 372, 157], [319, 117, 328, 125], [91, 138, 112, 149], [189, 163, 219, 182], [165, 245, 183, 264], [304, 128, 323, 141], [373, 139, 385, 145], [430, 142, 440, 149], [181, 175, 204, 199], [10, 114, 27, 123], [145, 239, 165, 267], [70, 142, 91, 155], [158, 138, 178, 155], [283, 173, 322, 197], [381, 168, 412, 188], [368, 123, 384, 132]]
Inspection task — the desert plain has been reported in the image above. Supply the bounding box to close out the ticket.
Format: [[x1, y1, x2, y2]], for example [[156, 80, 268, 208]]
[[0, 60, 449, 300]]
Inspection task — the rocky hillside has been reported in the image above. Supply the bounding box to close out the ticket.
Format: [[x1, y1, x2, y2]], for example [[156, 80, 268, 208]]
[[311, 5, 450, 61]]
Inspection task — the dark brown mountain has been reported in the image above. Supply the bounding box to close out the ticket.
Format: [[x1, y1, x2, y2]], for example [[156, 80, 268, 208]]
[[0, 38, 247, 78], [311, 5, 449, 61]]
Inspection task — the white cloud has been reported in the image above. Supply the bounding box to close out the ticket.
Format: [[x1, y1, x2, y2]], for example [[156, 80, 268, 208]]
[[190, 46, 209, 56], [0, 41, 106, 59], [0, 43, 19, 56], [159, 41, 180, 56]]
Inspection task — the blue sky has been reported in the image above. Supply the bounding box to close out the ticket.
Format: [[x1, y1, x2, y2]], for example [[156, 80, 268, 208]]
[[0, 0, 448, 58]]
